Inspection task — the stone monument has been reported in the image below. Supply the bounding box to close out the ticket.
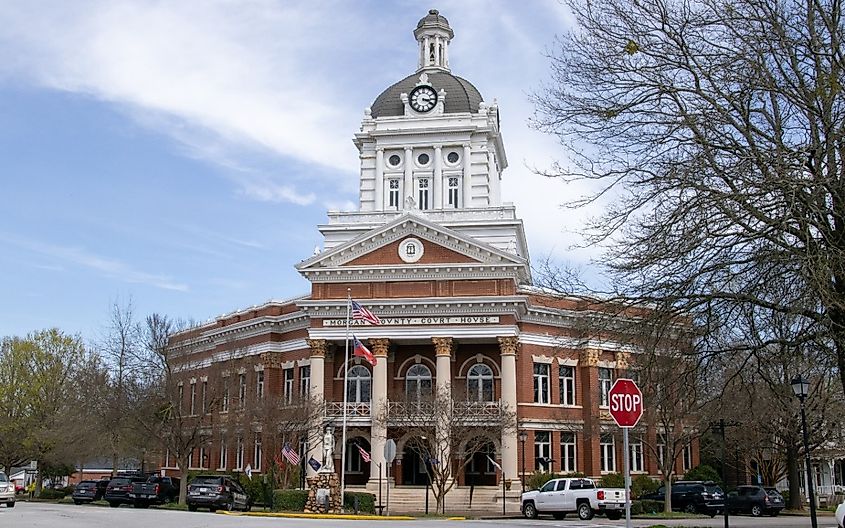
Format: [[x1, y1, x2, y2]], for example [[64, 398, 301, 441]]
[[304, 426, 342, 514]]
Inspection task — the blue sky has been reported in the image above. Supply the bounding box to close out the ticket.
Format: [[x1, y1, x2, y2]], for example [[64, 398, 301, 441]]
[[0, 1, 600, 340]]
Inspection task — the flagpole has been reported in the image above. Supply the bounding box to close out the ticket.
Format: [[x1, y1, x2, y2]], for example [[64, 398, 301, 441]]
[[340, 288, 351, 504]]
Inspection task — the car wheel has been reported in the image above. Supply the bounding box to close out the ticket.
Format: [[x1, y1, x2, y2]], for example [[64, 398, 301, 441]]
[[108, 501, 120, 508], [226, 499, 235, 511], [684, 503, 698, 514], [552, 512, 565, 520], [522, 501, 538, 519], [606, 511, 622, 520], [188, 504, 197, 512], [751, 504, 763, 517], [577, 502, 594, 521]]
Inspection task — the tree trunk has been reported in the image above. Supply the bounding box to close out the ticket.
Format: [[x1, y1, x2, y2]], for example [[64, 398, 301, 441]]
[[178, 455, 190, 504], [664, 477, 673, 513], [786, 444, 802, 510]]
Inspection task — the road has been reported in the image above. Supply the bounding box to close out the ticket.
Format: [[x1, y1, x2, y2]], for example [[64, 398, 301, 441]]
[[0, 502, 838, 528]]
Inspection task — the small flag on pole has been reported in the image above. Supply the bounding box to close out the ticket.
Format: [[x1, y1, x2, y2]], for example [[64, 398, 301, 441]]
[[245, 463, 253, 480], [352, 300, 381, 325], [308, 456, 322, 472], [486, 455, 503, 472], [353, 335, 377, 366], [282, 443, 300, 465], [356, 444, 371, 463]]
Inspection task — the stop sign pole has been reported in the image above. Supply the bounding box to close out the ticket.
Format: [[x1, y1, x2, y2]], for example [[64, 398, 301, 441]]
[[609, 378, 644, 528]]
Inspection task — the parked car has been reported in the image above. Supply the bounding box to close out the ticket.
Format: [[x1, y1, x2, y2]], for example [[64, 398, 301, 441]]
[[521, 477, 627, 520], [726, 485, 784, 517], [0, 472, 15, 508], [129, 475, 180, 507], [639, 480, 723, 517], [71, 480, 109, 504], [186, 475, 251, 512], [835, 501, 844, 528], [104, 476, 148, 508]]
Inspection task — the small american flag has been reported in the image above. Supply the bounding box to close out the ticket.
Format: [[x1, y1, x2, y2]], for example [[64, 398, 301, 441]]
[[282, 443, 300, 465], [356, 444, 371, 463], [352, 300, 381, 325]]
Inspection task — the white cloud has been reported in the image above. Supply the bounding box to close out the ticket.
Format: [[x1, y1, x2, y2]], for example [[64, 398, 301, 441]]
[[239, 180, 316, 206]]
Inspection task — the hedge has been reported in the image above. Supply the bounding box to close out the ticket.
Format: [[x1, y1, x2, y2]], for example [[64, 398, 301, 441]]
[[271, 489, 375, 513], [39, 488, 67, 500], [631, 499, 663, 514], [524, 471, 587, 491], [344, 491, 375, 513]]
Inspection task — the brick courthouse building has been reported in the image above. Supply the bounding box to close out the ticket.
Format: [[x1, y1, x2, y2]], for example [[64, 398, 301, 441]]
[[165, 10, 698, 496]]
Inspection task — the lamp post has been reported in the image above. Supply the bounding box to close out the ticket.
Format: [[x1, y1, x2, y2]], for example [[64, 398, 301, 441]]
[[791, 375, 818, 528], [518, 430, 528, 492]]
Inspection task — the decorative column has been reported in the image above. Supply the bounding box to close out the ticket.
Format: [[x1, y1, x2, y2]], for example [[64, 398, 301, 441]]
[[368, 338, 390, 489], [433, 337, 454, 486], [423, 36, 430, 67], [404, 147, 414, 206], [462, 144, 472, 208], [487, 151, 500, 205], [581, 349, 601, 476], [306, 338, 328, 476], [498, 336, 520, 487], [433, 145, 443, 209], [375, 148, 384, 210], [434, 36, 441, 66]]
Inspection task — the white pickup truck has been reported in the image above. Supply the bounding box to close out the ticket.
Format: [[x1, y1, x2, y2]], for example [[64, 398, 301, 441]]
[[521, 477, 627, 520]]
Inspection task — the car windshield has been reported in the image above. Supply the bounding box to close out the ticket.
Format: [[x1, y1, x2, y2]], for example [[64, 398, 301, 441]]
[[0, 473, 7, 483], [109, 478, 130, 486], [77, 482, 95, 489], [192, 477, 222, 486], [766, 489, 783, 498], [705, 485, 722, 494]]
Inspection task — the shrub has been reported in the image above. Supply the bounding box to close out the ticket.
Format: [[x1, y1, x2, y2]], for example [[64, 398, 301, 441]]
[[38, 488, 67, 500], [343, 491, 375, 513], [683, 464, 722, 485], [781, 490, 790, 505], [524, 471, 554, 491], [599, 472, 625, 488], [632, 475, 660, 498], [273, 489, 309, 511], [238, 476, 274, 506], [633, 499, 663, 514]]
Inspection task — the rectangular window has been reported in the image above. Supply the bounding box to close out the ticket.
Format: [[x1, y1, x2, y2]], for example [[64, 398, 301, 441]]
[[238, 373, 246, 408], [388, 179, 400, 209], [600, 433, 616, 473], [560, 432, 577, 473], [254, 436, 262, 472], [656, 433, 666, 470], [534, 431, 551, 471], [447, 177, 459, 208], [218, 436, 228, 469], [683, 442, 692, 471], [629, 436, 644, 472], [199, 446, 207, 469], [236, 437, 244, 470], [188, 448, 196, 469], [418, 178, 430, 210], [599, 367, 613, 407], [165, 449, 171, 468], [189, 382, 196, 415], [178, 384, 184, 413], [299, 365, 311, 397], [256, 370, 265, 400], [221, 382, 230, 413], [533, 363, 550, 404], [559, 365, 575, 406], [201, 380, 208, 414], [283, 368, 295, 404]]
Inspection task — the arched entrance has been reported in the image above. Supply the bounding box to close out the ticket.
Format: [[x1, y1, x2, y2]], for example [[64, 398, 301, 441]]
[[344, 437, 371, 486], [401, 440, 433, 486], [465, 441, 497, 486]]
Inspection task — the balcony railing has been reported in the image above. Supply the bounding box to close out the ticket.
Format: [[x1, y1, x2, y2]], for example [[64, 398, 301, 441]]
[[325, 402, 371, 418], [323, 400, 504, 423]]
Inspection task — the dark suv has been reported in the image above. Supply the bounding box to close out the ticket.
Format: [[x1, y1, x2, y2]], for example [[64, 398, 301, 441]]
[[640, 480, 724, 517], [71, 480, 108, 504], [186, 475, 250, 512], [104, 476, 147, 508], [727, 485, 785, 517]]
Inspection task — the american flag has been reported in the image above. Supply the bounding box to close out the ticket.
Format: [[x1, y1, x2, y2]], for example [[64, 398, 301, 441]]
[[356, 444, 371, 463], [282, 443, 300, 465], [351, 300, 381, 325]]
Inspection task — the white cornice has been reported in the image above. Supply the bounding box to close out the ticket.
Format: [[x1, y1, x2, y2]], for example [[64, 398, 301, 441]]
[[518, 332, 642, 354], [301, 263, 524, 283], [173, 339, 310, 372], [297, 295, 527, 319], [309, 325, 519, 341]]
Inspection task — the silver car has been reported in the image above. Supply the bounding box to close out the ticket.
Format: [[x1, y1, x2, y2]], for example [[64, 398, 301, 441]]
[[0, 472, 15, 507]]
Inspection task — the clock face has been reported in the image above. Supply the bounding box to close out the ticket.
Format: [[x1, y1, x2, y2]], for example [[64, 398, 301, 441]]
[[409, 85, 438, 113]]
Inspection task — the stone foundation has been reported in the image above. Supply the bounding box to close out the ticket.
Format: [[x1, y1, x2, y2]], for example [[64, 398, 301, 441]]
[[304, 471, 342, 514]]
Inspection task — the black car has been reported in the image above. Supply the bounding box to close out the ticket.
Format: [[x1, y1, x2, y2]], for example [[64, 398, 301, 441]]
[[104, 476, 148, 508], [71, 479, 109, 504], [727, 485, 785, 517], [129, 475, 180, 507], [186, 475, 250, 512], [640, 480, 724, 517]]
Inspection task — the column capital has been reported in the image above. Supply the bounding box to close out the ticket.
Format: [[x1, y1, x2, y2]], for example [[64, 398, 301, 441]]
[[432, 337, 454, 357], [404, 146, 413, 153], [581, 348, 600, 367], [615, 351, 630, 370], [307, 338, 328, 358], [434, 145, 442, 152], [497, 336, 519, 357], [260, 352, 284, 368], [370, 338, 390, 358]]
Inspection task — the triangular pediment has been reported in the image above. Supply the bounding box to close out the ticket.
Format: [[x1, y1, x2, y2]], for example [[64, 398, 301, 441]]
[[297, 212, 528, 272]]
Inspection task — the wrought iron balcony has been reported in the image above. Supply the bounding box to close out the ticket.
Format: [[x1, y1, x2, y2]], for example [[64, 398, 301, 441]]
[[324, 402, 371, 418]]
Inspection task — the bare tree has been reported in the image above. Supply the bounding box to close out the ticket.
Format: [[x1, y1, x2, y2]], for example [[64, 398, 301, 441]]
[[532, 0, 845, 396]]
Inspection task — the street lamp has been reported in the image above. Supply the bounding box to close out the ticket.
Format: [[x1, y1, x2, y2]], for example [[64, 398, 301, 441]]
[[791, 375, 818, 528], [518, 430, 528, 492]]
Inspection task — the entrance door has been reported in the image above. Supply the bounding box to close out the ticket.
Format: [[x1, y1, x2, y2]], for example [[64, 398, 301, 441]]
[[465, 442, 497, 486], [401, 445, 431, 485]]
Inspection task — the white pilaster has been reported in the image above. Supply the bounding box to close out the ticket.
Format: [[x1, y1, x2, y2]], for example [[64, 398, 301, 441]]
[[498, 337, 519, 486], [424, 36, 430, 67], [433, 337, 453, 487], [368, 339, 390, 488], [404, 147, 414, 206], [375, 149, 385, 210], [462, 144, 472, 208], [434, 36, 441, 67], [433, 145, 442, 209], [306, 339, 327, 477]]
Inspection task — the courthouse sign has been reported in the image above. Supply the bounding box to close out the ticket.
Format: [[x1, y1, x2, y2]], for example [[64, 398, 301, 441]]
[[323, 316, 500, 327]]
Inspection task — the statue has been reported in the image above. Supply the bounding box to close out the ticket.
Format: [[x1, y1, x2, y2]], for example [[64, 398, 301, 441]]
[[404, 195, 417, 210], [321, 426, 335, 472]]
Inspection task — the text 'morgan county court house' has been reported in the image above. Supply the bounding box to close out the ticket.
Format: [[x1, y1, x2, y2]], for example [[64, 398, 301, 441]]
[[167, 10, 698, 493]]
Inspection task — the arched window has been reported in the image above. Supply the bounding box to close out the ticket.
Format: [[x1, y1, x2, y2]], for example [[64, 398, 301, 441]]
[[405, 364, 432, 402], [467, 363, 494, 402], [347, 365, 371, 403]]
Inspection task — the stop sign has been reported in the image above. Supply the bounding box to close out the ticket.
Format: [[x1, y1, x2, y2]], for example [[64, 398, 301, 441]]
[[608, 378, 643, 428]]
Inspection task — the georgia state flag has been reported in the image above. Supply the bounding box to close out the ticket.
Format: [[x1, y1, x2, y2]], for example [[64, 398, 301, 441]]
[[352, 335, 377, 366]]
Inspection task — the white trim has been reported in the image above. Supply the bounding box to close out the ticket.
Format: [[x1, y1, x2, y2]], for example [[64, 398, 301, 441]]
[[309, 325, 519, 341], [254, 364, 264, 372], [519, 332, 642, 354], [597, 360, 617, 369], [557, 357, 579, 367], [281, 360, 295, 369], [531, 354, 553, 364]]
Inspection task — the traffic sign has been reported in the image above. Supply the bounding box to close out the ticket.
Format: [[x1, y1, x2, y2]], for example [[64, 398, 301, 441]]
[[384, 439, 396, 464], [608, 378, 643, 428]]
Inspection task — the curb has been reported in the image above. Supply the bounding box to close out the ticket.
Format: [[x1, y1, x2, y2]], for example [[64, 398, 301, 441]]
[[217, 511, 417, 520]]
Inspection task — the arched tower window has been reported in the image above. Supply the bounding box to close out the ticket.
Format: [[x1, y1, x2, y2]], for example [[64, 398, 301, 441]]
[[467, 363, 494, 402], [347, 365, 371, 403], [405, 364, 432, 402]]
